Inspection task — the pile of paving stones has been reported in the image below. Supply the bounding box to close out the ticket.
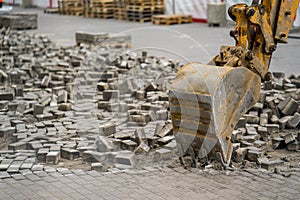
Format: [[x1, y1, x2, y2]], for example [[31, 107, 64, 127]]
[[0, 28, 180, 177], [231, 73, 300, 171], [0, 28, 299, 178]]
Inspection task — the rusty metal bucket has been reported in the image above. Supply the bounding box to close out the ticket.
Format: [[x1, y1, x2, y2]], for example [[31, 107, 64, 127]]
[[169, 63, 261, 166]]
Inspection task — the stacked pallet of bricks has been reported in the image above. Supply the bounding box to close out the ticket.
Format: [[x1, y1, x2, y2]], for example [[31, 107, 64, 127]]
[[58, 0, 84, 16], [0, 13, 37, 30], [84, 0, 115, 18], [152, 14, 193, 25], [113, 0, 127, 20], [75, 31, 131, 48]]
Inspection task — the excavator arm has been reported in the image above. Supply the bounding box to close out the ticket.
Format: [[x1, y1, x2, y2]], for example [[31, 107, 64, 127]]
[[169, 0, 300, 167], [213, 0, 300, 80]]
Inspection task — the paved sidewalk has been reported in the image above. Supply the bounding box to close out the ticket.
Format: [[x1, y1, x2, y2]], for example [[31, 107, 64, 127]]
[[1, 167, 300, 200]]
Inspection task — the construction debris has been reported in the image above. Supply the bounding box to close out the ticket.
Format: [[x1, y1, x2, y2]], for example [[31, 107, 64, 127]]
[[0, 27, 299, 176], [0, 28, 179, 175], [231, 73, 300, 170]]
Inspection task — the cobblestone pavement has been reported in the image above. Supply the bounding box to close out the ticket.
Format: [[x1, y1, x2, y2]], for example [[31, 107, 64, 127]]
[[1, 167, 300, 200]]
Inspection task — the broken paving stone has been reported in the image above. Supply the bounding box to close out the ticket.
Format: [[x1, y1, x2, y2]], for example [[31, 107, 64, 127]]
[[278, 116, 293, 129], [154, 148, 172, 161], [257, 126, 268, 139], [114, 131, 133, 140], [95, 136, 114, 152], [33, 104, 44, 116], [251, 102, 264, 112], [243, 114, 259, 124], [158, 136, 174, 145], [260, 113, 268, 126], [83, 151, 116, 163], [247, 150, 265, 162], [236, 118, 246, 129], [278, 97, 299, 116], [61, 148, 80, 160], [283, 133, 296, 144], [163, 140, 177, 152], [147, 135, 159, 148], [272, 137, 285, 149], [115, 151, 136, 166], [231, 130, 243, 142], [8, 142, 27, 151], [287, 141, 299, 151], [49, 145, 61, 152], [41, 75, 51, 87], [154, 122, 172, 138], [99, 124, 116, 136], [37, 148, 49, 163], [287, 112, 300, 128], [36, 113, 54, 121], [91, 162, 103, 172], [0, 92, 14, 101], [58, 103, 72, 111], [233, 147, 248, 163], [114, 163, 133, 170], [135, 142, 150, 153], [135, 90, 145, 99], [253, 140, 266, 148], [0, 127, 15, 138], [120, 140, 137, 151], [260, 159, 284, 171], [103, 90, 119, 100], [134, 128, 147, 145], [130, 114, 150, 124], [97, 82, 109, 91], [46, 151, 60, 164], [266, 124, 279, 133], [57, 90, 68, 103]]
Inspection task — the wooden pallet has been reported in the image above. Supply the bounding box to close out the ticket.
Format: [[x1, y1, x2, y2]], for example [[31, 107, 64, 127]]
[[126, 5, 152, 11], [152, 14, 192, 25], [127, 17, 151, 23], [84, 0, 115, 18], [58, 0, 85, 15], [44, 8, 59, 14], [85, 13, 114, 18], [127, 12, 152, 18]]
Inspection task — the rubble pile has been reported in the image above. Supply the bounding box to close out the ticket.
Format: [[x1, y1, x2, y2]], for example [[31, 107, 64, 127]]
[[232, 73, 300, 170], [0, 28, 299, 177], [0, 28, 180, 176]]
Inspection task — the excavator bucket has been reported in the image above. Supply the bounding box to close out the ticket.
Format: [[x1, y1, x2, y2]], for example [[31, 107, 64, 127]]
[[169, 63, 261, 166]]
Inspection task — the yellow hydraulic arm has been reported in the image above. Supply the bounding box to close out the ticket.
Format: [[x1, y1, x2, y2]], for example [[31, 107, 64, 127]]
[[212, 0, 300, 81]]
